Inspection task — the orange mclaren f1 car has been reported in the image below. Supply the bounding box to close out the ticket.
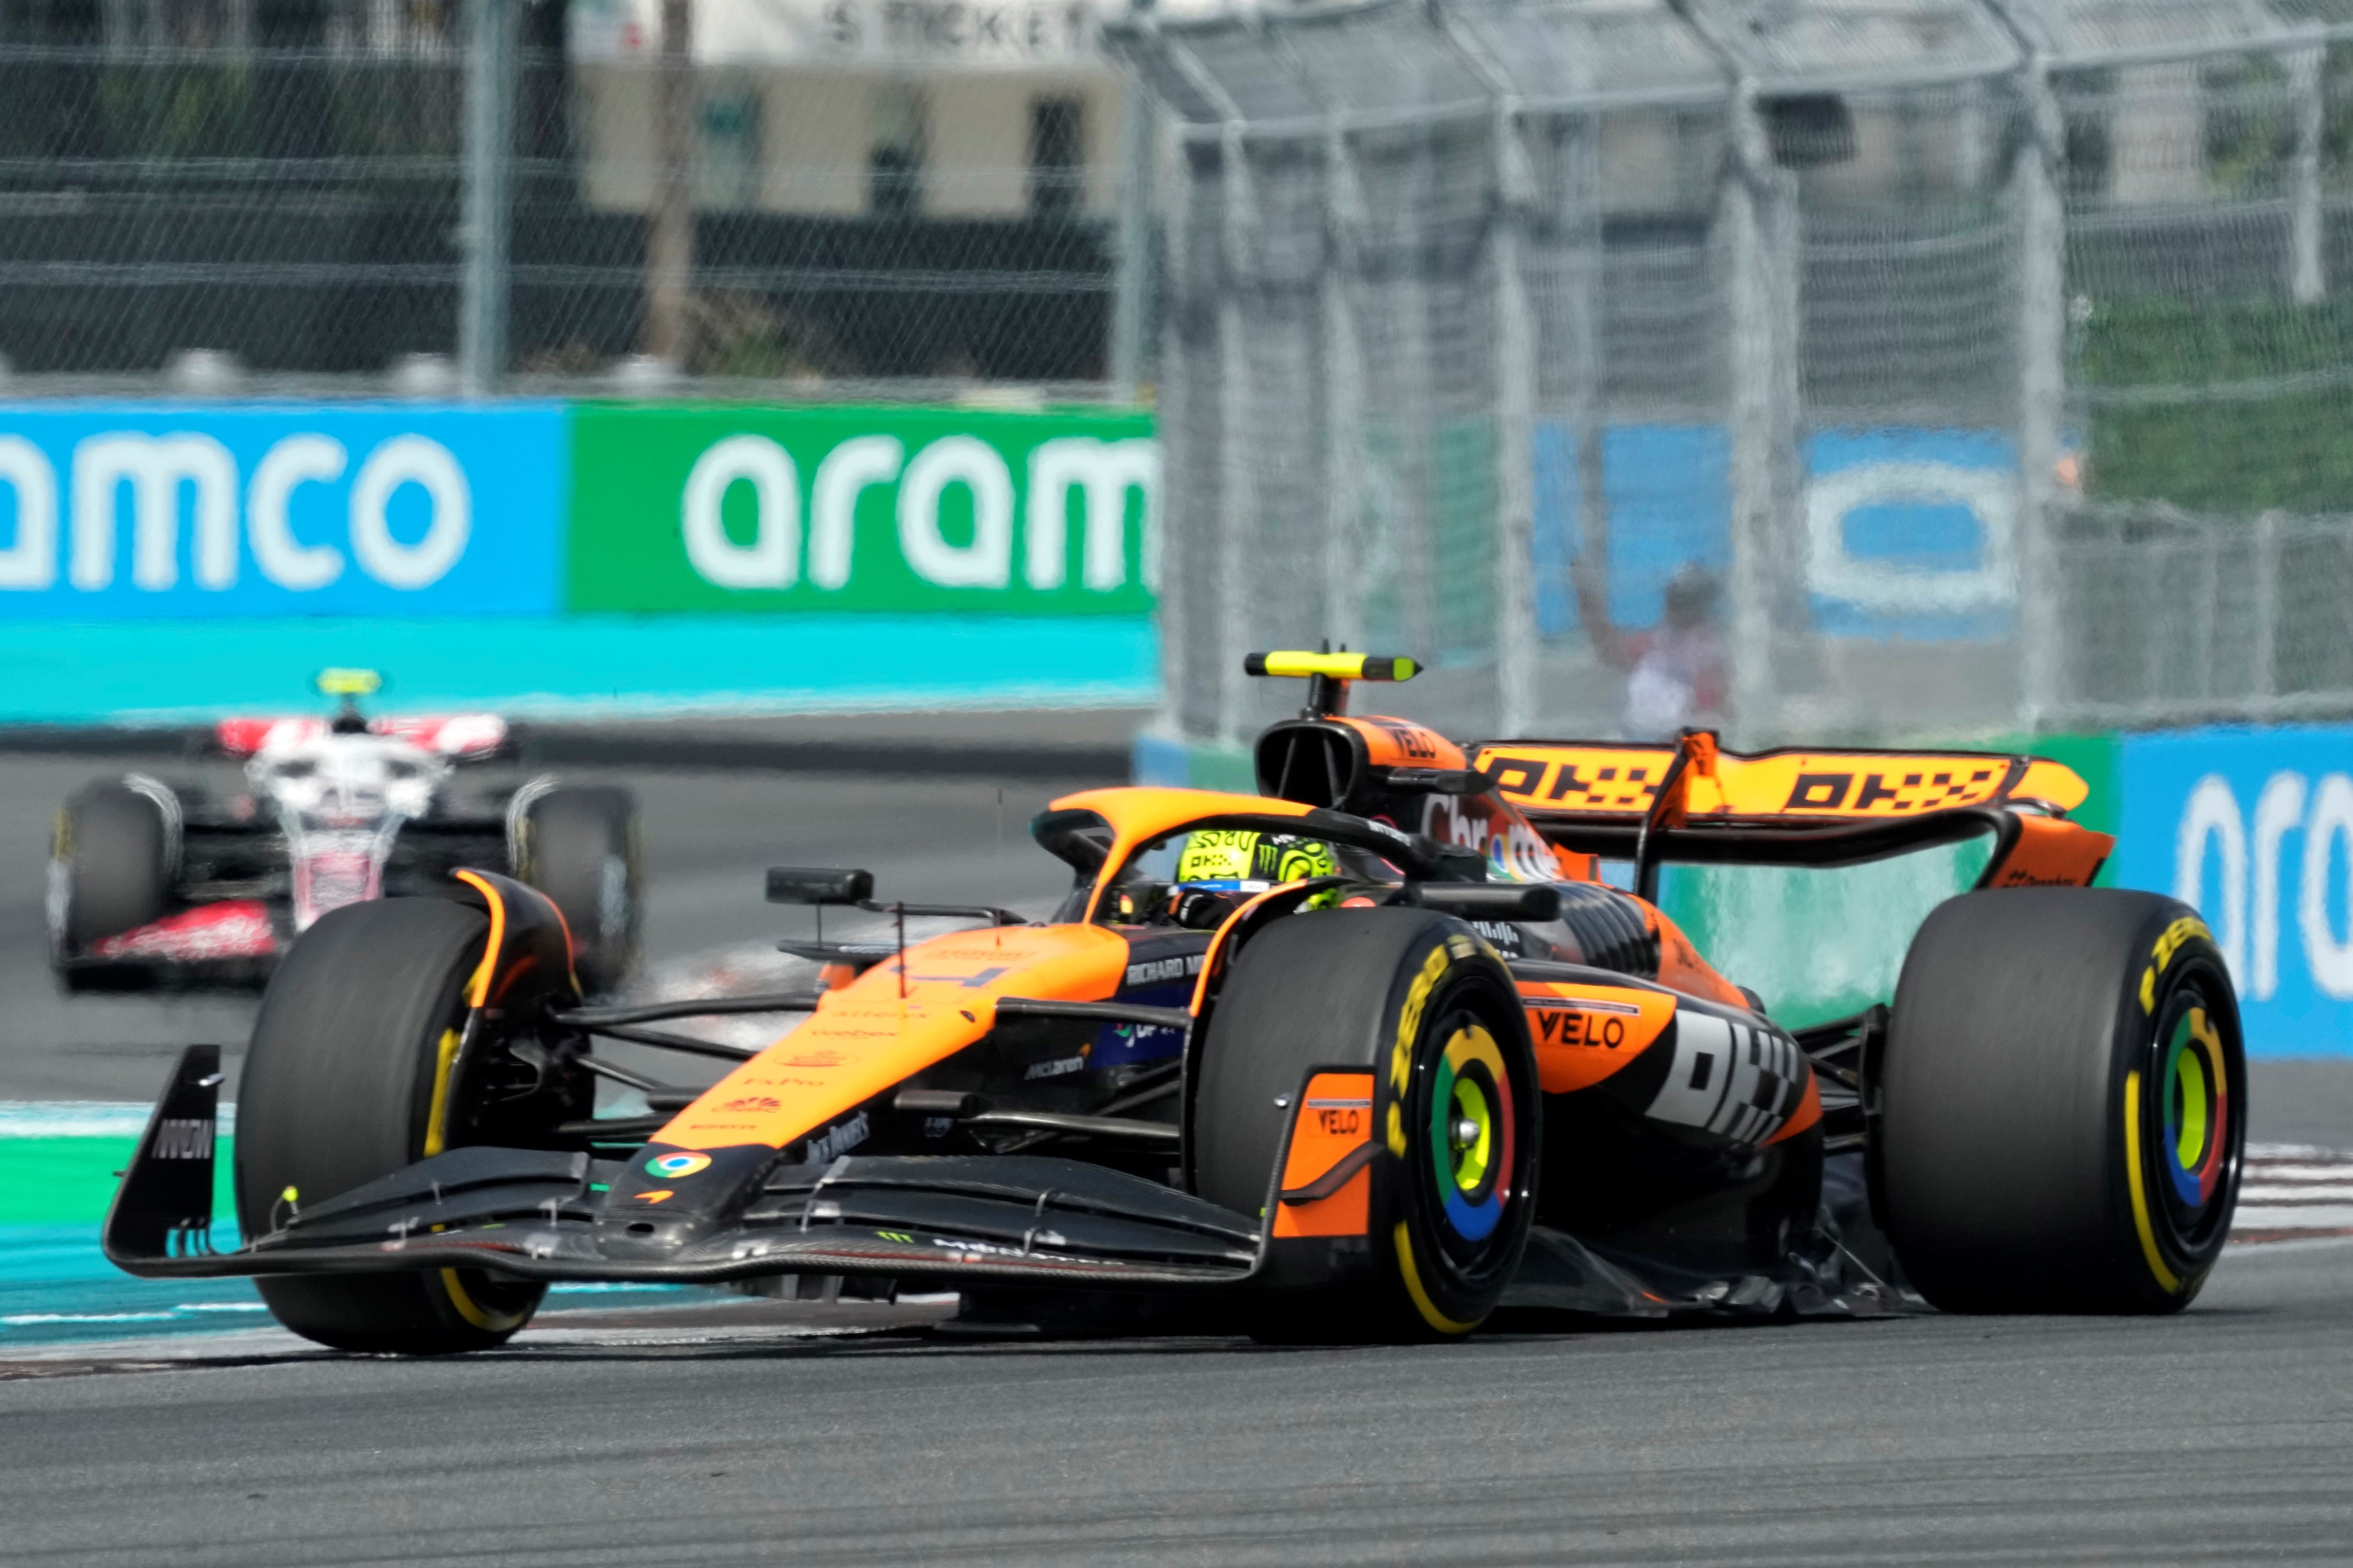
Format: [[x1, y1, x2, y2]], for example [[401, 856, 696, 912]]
[[106, 653, 2245, 1352]]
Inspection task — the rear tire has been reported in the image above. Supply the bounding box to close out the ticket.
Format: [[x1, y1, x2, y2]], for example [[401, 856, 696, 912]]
[[1880, 888, 2245, 1314], [236, 898, 545, 1353], [51, 780, 173, 954], [1193, 908, 1539, 1342], [512, 785, 642, 995]]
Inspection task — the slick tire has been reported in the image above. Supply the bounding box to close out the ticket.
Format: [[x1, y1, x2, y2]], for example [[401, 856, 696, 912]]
[[1880, 888, 2245, 1314], [512, 785, 642, 996], [1193, 908, 1539, 1342], [236, 898, 544, 1354], [52, 780, 174, 955]]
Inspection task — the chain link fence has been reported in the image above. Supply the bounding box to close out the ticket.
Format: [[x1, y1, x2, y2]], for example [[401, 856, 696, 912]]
[[0, 0, 1145, 397], [1114, 0, 2353, 747], [13, 0, 2353, 742]]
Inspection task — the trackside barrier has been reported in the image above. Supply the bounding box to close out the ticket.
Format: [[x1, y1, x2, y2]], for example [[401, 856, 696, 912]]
[[0, 400, 1161, 720], [2119, 724, 2353, 1059]]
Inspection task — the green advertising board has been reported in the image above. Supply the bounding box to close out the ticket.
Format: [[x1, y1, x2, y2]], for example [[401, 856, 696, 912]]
[[567, 404, 1158, 615]]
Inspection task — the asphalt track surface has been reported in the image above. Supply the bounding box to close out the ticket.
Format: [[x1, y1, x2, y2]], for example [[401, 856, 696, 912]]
[[4, 746, 2353, 1564], [1, 1245, 2349, 1566]]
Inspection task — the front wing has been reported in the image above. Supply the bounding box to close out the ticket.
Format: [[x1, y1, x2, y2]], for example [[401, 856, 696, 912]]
[[106, 1048, 1261, 1293]]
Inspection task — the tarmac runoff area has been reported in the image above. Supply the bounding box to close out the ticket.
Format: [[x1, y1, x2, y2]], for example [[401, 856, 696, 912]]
[[0, 740, 2350, 1562]]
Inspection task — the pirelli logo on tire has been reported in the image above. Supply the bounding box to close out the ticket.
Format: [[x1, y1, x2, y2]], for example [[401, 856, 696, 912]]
[[1387, 943, 1452, 1158]]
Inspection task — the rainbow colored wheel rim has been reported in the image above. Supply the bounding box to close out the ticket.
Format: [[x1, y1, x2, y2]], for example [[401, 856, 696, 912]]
[[2160, 1005, 2230, 1212], [1427, 1023, 1516, 1243]]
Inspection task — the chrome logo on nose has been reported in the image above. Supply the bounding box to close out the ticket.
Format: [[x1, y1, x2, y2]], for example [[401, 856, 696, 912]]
[[646, 1151, 712, 1179]]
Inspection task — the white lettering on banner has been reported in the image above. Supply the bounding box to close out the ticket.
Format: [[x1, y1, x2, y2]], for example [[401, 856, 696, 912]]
[[808, 434, 902, 590], [247, 434, 348, 590], [2253, 772, 2309, 1000], [1024, 437, 1159, 591], [0, 435, 58, 589], [350, 436, 470, 589], [898, 435, 1012, 588], [2177, 774, 2248, 983], [71, 433, 239, 591], [2176, 767, 2353, 1002], [1, 431, 475, 594], [2301, 775, 2353, 1000], [682, 433, 798, 589]]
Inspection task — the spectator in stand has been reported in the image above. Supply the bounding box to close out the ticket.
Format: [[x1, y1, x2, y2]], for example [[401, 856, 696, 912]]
[[1574, 559, 1728, 742]]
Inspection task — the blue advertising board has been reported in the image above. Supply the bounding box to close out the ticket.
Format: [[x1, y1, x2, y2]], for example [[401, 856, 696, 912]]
[[2115, 724, 2353, 1058], [1803, 428, 2016, 642], [0, 403, 565, 618], [1532, 421, 2021, 642], [1532, 424, 1732, 634]]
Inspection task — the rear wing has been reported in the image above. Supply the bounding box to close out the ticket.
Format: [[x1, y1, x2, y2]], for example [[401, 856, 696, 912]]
[[1469, 735, 2108, 895], [214, 714, 511, 759], [1471, 741, 2088, 823]]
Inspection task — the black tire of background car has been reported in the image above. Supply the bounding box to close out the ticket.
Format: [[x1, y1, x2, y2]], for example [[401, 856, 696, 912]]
[[1192, 907, 1540, 1342], [54, 779, 172, 949], [512, 785, 643, 997], [1880, 887, 2246, 1314], [235, 897, 546, 1353]]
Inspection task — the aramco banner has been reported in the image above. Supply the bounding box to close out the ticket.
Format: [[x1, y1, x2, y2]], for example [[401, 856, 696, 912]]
[[565, 403, 1157, 616], [2115, 724, 2353, 1057], [0, 403, 564, 617]]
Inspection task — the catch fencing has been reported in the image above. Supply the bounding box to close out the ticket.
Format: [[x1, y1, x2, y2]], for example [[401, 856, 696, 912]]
[[1111, 0, 2353, 746], [14, 0, 2353, 745], [0, 0, 1146, 397]]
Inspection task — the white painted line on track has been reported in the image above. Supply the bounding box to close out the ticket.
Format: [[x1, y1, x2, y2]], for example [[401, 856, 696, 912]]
[[2230, 1146, 2353, 1244]]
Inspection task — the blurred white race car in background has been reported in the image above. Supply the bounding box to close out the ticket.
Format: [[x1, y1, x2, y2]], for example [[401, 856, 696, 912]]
[[48, 670, 641, 995]]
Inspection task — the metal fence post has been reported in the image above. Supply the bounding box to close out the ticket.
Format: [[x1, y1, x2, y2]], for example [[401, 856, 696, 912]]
[[1491, 104, 1539, 736], [1722, 89, 1788, 748], [2015, 61, 2067, 734], [1322, 125, 1367, 654], [1157, 126, 1196, 745], [644, 0, 695, 364], [1111, 80, 1157, 403], [2254, 507, 2282, 703], [2291, 31, 2327, 306], [1563, 109, 1609, 664], [458, 0, 516, 394], [1216, 123, 1257, 744]]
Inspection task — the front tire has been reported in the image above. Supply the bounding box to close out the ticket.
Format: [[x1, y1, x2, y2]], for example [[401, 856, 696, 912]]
[[51, 779, 174, 957], [1880, 888, 2245, 1314], [236, 898, 546, 1353], [1193, 908, 1539, 1341]]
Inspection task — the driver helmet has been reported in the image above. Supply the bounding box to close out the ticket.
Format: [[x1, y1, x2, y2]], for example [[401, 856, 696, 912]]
[[1173, 829, 1339, 889], [1164, 831, 1347, 926]]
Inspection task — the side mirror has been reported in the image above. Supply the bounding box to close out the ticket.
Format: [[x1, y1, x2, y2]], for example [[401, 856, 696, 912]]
[[766, 866, 875, 905], [1412, 883, 1563, 922]]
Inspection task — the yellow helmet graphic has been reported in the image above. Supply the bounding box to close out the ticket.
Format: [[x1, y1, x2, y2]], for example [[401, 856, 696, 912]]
[[1173, 830, 1338, 885]]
